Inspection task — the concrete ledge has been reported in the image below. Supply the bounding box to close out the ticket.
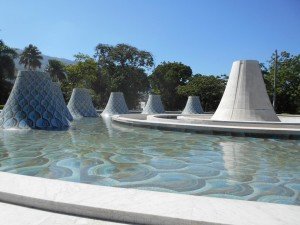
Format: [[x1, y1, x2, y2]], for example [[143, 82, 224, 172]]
[[0, 172, 299, 225], [112, 114, 300, 139], [0, 202, 126, 225]]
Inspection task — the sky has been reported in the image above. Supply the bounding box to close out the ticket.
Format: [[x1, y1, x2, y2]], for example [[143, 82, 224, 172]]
[[0, 0, 299, 75]]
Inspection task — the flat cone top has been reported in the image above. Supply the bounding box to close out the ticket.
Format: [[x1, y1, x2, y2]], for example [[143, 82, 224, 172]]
[[0, 71, 69, 129], [212, 60, 280, 122], [101, 92, 129, 117], [67, 88, 98, 118], [142, 94, 165, 114]]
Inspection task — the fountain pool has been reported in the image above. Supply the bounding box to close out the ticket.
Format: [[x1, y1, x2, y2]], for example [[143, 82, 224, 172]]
[[0, 118, 299, 205]]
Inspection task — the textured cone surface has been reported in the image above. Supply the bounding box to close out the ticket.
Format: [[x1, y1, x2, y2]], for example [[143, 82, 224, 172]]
[[101, 92, 129, 117], [182, 96, 204, 114], [142, 95, 165, 114], [52, 83, 73, 121], [67, 88, 98, 118], [211, 60, 280, 122], [0, 71, 69, 129]]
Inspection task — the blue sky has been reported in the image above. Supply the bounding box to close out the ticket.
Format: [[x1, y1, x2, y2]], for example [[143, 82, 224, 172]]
[[0, 0, 299, 75]]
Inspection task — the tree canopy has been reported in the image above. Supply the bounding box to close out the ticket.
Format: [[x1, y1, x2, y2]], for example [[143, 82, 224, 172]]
[[149, 62, 192, 110], [177, 75, 227, 112], [61, 54, 98, 103], [46, 59, 66, 82], [94, 43, 153, 108], [0, 40, 17, 104], [19, 44, 43, 70], [264, 51, 300, 114], [0, 38, 299, 114]]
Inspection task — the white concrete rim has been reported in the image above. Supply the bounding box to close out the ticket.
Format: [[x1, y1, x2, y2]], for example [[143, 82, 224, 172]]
[[111, 114, 300, 138], [0, 172, 299, 225]]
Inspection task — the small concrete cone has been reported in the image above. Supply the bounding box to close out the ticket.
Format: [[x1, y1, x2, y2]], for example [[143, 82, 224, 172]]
[[101, 92, 129, 117], [67, 88, 98, 118], [182, 96, 204, 114], [141, 94, 165, 114]]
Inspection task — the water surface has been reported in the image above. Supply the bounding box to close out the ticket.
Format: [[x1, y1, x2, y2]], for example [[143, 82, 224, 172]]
[[0, 118, 299, 205]]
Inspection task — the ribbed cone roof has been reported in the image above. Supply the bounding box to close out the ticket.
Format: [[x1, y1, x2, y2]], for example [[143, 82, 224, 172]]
[[67, 88, 98, 118], [182, 96, 204, 114], [101, 92, 129, 117], [142, 94, 165, 114], [0, 71, 69, 129], [211, 60, 280, 122]]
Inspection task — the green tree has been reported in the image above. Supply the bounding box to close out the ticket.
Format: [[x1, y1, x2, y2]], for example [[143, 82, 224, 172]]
[[177, 75, 227, 112], [62, 53, 98, 103], [0, 40, 18, 104], [149, 62, 192, 110], [19, 44, 43, 70], [45, 59, 66, 82], [94, 43, 153, 108], [264, 51, 300, 114]]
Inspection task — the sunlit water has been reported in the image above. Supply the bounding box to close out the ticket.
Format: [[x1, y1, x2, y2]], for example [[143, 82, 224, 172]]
[[0, 118, 299, 205]]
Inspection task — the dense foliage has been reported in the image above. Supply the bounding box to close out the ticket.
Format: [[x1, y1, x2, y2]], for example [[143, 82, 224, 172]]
[[61, 54, 98, 102], [94, 43, 153, 108], [177, 75, 227, 112], [149, 62, 192, 110], [0, 40, 17, 104], [264, 51, 300, 114], [0, 39, 299, 114], [46, 59, 66, 82]]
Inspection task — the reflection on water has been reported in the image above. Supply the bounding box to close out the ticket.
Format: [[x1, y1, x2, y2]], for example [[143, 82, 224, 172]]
[[0, 118, 299, 205]]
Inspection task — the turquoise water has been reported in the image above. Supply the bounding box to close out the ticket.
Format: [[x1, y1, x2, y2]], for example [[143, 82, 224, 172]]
[[0, 118, 299, 205]]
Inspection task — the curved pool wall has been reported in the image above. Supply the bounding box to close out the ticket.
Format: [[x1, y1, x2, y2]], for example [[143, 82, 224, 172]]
[[211, 60, 280, 122], [67, 88, 98, 118], [0, 71, 69, 130], [113, 114, 300, 139], [52, 82, 73, 121], [101, 92, 129, 117], [0, 117, 299, 206], [182, 96, 204, 114], [142, 94, 165, 114]]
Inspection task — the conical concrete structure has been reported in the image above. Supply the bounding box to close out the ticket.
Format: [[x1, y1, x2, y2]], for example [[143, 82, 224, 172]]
[[101, 92, 129, 117], [67, 88, 98, 118], [211, 60, 280, 122], [182, 96, 204, 114], [0, 71, 69, 129], [52, 82, 73, 121], [142, 94, 165, 114]]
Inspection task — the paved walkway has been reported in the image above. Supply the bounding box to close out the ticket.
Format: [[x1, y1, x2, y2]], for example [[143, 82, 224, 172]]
[[0, 202, 130, 225]]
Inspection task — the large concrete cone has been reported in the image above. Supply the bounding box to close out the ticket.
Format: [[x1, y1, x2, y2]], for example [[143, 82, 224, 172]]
[[0, 71, 69, 129], [101, 92, 129, 117], [52, 82, 73, 121], [182, 96, 204, 114], [141, 94, 165, 114], [211, 60, 280, 122], [67, 88, 98, 118]]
